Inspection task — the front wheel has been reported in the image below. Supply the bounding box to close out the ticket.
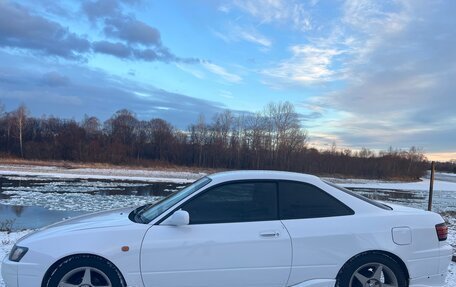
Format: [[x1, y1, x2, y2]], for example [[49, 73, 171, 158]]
[[336, 253, 407, 287], [45, 255, 125, 287]]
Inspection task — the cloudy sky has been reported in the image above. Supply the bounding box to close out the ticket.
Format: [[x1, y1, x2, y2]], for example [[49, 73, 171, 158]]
[[0, 0, 455, 161]]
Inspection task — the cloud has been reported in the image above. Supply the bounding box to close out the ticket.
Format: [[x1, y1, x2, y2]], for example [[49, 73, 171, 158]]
[[41, 72, 71, 87], [0, 52, 228, 128], [104, 16, 162, 46], [232, 0, 311, 31], [82, 0, 121, 22], [82, 0, 162, 46], [239, 30, 272, 47], [309, 0, 456, 151], [262, 45, 344, 86], [92, 40, 199, 63], [133, 47, 176, 62], [82, 0, 141, 21], [0, 1, 181, 63], [92, 40, 132, 58], [175, 64, 206, 79], [202, 62, 242, 83], [330, 1, 456, 116], [0, 2, 90, 60], [214, 24, 272, 48], [80, 0, 200, 64], [0, 1, 200, 64]]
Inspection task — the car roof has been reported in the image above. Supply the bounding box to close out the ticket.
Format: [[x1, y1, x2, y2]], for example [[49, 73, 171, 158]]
[[207, 170, 322, 185]]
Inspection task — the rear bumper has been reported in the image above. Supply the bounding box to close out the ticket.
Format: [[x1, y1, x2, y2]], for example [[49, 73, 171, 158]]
[[409, 243, 453, 287], [409, 273, 448, 287]]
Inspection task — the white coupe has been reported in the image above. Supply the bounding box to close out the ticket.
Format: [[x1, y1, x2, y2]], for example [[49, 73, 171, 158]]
[[2, 171, 452, 287]]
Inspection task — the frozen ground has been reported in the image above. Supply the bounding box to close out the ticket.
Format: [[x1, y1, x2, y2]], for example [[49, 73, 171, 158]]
[[2, 189, 162, 212], [0, 164, 205, 183], [0, 174, 181, 213], [1, 229, 455, 287], [337, 178, 456, 192]]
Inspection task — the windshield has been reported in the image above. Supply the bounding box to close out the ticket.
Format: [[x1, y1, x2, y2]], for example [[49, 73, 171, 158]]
[[131, 176, 212, 224]]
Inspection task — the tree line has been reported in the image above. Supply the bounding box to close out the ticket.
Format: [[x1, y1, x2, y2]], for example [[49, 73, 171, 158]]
[[0, 101, 438, 179]]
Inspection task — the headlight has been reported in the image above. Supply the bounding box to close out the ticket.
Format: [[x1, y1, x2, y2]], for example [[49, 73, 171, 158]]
[[9, 245, 28, 262]]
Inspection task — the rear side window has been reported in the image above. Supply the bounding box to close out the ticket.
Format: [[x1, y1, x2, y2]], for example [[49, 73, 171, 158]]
[[324, 181, 393, 210], [279, 181, 354, 220], [182, 181, 278, 224]]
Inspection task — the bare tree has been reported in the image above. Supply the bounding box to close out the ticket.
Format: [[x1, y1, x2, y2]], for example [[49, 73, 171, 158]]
[[189, 114, 208, 166], [81, 115, 101, 136], [265, 102, 308, 168], [13, 104, 28, 158], [358, 147, 374, 158]]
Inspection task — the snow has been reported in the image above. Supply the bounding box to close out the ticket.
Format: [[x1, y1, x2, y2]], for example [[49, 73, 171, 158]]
[[0, 164, 205, 183], [1, 180, 149, 193], [335, 178, 456, 192], [1, 230, 32, 287]]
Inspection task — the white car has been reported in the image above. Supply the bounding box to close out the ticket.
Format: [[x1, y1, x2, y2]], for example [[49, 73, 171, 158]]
[[2, 171, 452, 287]]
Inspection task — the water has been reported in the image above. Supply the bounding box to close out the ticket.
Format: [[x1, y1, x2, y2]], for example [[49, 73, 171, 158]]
[[1, 174, 455, 231], [351, 188, 456, 212], [0, 174, 186, 231], [0, 205, 84, 230]]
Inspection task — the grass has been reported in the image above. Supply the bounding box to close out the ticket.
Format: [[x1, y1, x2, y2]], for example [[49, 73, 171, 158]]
[[0, 219, 15, 234]]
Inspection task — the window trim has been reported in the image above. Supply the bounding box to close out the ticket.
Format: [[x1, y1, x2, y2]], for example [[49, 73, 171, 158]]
[[277, 180, 355, 220], [156, 179, 280, 225]]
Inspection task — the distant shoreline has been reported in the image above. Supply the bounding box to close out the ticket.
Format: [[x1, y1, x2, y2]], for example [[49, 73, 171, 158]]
[[0, 158, 430, 182], [0, 160, 206, 184]]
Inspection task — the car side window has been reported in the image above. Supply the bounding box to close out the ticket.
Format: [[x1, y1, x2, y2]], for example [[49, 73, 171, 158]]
[[279, 181, 354, 220], [181, 182, 278, 224]]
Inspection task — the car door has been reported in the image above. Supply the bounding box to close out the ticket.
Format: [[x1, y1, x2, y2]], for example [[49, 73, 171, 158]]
[[277, 181, 356, 286], [140, 181, 292, 287]]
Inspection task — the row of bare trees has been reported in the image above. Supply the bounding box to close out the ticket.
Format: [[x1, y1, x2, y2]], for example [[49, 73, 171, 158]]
[[435, 160, 456, 174], [0, 101, 433, 179]]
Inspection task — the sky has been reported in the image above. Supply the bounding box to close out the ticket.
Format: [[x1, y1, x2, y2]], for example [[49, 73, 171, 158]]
[[0, 0, 455, 161]]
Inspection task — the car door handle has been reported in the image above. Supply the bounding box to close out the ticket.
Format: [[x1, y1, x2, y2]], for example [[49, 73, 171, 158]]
[[260, 231, 280, 238]]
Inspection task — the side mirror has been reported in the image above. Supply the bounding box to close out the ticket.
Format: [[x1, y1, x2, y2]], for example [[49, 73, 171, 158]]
[[161, 210, 190, 226]]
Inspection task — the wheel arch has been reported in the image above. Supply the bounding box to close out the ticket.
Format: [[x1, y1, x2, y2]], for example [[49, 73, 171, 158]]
[[41, 253, 127, 287], [336, 250, 410, 283]]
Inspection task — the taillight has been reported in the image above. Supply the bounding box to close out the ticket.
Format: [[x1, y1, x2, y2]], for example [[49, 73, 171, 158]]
[[435, 223, 448, 241]]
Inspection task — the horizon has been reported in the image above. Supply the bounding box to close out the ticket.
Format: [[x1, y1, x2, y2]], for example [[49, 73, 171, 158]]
[[1, 0, 455, 161]]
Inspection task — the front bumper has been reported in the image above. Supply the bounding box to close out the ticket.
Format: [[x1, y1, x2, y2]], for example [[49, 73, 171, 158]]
[[2, 256, 18, 287], [2, 256, 43, 287]]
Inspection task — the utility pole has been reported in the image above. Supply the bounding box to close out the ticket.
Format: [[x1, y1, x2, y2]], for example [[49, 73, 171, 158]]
[[427, 161, 435, 211]]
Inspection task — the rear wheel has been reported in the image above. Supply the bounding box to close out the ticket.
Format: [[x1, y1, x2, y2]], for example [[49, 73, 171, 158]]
[[45, 255, 125, 287], [336, 253, 407, 287]]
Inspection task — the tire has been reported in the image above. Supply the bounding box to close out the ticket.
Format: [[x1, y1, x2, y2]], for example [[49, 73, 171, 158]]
[[336, 253, 407, 287], [45, 254, 126, 287]]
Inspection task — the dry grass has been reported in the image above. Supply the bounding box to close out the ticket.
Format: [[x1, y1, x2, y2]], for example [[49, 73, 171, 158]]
[[0, 156, 221, 174]]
